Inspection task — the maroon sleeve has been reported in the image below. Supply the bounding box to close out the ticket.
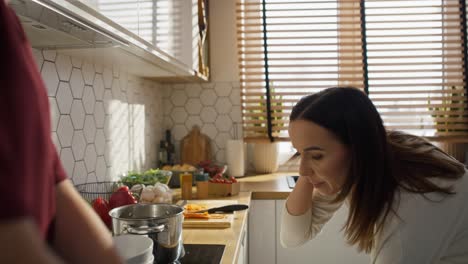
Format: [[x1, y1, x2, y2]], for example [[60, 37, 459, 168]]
[[0, 1, 65, 237], [54, 146, 68, 184]]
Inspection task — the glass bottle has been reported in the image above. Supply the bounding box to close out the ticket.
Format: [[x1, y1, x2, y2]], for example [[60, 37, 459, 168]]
[[158, 140, 167, 167], [165, 129, 175, 165]]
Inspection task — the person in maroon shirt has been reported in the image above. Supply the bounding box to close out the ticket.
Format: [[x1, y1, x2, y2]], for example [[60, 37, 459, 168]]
[[0, 0, 122, 263]]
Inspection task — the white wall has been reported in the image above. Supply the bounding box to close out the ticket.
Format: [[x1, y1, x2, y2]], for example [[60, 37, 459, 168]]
[[34, 49, 164, 185]]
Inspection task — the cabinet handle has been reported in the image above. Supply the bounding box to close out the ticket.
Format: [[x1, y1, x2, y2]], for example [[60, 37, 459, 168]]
[[241, 229, 246, 246]]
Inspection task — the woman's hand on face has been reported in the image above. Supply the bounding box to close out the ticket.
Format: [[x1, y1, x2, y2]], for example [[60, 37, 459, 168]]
[[285, 175, 315, 216], [296, 175, 315, 190]]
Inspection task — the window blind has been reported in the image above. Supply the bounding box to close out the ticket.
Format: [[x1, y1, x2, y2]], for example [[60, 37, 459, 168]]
[[365, 0, 468, 139], [236, 0, 468, 142], [236, 0, 364, 141]]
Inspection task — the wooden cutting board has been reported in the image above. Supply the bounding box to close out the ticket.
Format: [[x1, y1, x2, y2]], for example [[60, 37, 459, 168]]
[[179, 200, 237, 229], [180, 125, 212, 166]]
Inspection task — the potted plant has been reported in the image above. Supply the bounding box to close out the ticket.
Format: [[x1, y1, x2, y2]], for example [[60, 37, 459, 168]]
[[251, 85, 285, 174], [428, 86, 468, 160], [428, 85, 466, 134]]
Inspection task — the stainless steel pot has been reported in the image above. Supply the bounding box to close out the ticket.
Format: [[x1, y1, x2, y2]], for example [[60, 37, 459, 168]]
[[109, 204, 184, 263]]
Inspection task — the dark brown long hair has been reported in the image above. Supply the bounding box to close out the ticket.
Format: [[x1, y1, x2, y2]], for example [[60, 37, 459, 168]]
[[290, 87, 465, 252]]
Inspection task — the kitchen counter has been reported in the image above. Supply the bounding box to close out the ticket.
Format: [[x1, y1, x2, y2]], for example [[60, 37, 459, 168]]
[[180, 191, 251, 264], [172, 172, 298, 263], [238, 172, 297, 200]]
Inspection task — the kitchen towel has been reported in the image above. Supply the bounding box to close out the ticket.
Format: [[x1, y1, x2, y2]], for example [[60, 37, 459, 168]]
[[225, 139, 245, 177]]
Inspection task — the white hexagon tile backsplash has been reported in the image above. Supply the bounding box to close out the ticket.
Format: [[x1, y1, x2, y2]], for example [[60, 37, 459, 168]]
[[34, 49, 164, 185], [41, 61, 59, 96], [34, 49, 256, 182], [162, 82, 243, 165], [163, 80, 298, 173]]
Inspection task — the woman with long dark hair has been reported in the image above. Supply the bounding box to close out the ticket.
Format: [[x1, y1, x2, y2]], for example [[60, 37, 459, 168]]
[[281, 87, 468, 263]]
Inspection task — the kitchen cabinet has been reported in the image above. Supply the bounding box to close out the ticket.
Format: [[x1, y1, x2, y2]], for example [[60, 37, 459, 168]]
[[75, 0, 185, 60], [248, 199, 370, 264], [70, 0, 206, 81], [237, 215, 248, 264], [13, 0, 208, 81], [248, 200, 276, 264]]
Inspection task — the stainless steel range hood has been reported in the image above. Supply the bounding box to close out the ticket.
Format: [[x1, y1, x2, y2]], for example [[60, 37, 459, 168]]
[[8, 0, 202, 81], [9, 0, 129, 49]]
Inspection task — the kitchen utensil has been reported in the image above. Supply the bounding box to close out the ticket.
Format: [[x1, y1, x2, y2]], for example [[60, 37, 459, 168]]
[[226, 122, 246, 177], [75, 181, 120, 203], [194, 204, 249, 214], [180, 125, 212, 166], [109, 204, 184, 263]]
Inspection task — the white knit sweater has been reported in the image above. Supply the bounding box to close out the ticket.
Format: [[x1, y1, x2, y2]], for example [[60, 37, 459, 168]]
[[280, 171, 468, 264]]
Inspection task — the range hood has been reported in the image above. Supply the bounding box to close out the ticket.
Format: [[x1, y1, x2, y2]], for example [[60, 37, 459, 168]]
[[8, 0, 202, 81], [9, 0, 129, 49]]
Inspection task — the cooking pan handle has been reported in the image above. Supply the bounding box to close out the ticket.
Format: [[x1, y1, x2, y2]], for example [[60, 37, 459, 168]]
[[126, 224, 165, 235]]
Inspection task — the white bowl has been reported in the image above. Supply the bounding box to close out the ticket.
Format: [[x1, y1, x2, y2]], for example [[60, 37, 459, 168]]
[[112, 234, 153, 264], [143, 254, 154, 264]]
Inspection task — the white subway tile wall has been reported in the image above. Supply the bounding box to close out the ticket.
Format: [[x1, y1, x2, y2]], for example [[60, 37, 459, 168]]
[[34, 49, 164, 185]]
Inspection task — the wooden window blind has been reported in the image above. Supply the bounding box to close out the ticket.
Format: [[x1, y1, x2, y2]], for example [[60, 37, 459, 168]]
[[236, 0, 364, 141], [236, 0, 468, 142], [365, 0, 468, 140]]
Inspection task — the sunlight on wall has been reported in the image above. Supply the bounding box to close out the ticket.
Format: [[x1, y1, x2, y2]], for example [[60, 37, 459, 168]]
[[129, 103, 146, 172], [107, 98, 129, 180]]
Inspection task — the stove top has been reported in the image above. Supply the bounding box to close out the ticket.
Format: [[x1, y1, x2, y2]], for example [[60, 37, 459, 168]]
[[177, 244, 225, 264]]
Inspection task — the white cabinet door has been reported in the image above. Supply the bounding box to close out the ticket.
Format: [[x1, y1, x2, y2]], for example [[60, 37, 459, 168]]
[[76, 0, 196, 69], [275, 200, 370, 264], [79, 0, 140, 37], [237, 219, 248, 264], [249, 200, 276, 264]]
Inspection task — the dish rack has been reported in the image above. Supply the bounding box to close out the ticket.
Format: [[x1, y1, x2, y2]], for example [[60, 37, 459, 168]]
[[75, 182, 120, 203]]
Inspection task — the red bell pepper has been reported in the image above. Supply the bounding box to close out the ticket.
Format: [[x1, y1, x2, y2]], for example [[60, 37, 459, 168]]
[[92, 197, 112, 229], [109, 186, 137, 209]]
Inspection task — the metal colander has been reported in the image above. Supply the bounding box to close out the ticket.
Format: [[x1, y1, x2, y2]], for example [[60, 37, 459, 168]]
[[74, 182, 120, 203]]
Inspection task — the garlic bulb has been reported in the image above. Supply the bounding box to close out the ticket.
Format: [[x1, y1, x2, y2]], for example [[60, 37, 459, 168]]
[[139, 183, 172, 204]]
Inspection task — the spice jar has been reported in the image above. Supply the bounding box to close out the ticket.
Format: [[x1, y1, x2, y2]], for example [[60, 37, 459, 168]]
[[180, 172, 193, 200], [195, 173, 209, 199]]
